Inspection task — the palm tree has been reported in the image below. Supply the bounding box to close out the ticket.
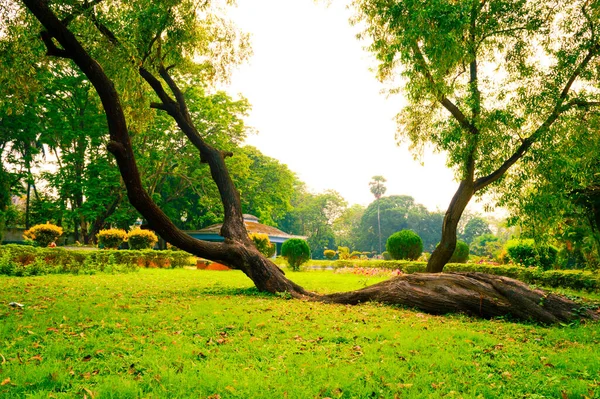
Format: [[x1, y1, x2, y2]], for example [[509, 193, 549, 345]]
[[369, 176, 387, 254]]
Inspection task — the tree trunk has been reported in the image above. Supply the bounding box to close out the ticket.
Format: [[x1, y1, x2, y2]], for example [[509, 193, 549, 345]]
[[427, 181, 474, 273], [319, 272, 598, 324]]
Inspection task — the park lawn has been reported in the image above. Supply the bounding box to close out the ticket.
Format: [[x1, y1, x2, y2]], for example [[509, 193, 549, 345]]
[[0, 269, 598, 399]]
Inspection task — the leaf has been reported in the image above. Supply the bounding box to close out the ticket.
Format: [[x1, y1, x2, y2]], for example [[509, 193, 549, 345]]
[[1, 378, 11, 386], [82, 355, 92, 362], [30, 354, 43, 362]]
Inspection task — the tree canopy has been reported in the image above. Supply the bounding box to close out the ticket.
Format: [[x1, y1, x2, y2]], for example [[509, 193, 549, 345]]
[[352, 0, 600, 271]]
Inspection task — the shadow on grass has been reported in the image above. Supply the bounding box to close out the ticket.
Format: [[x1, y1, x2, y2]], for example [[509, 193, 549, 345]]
[[189, 285, 278, 298]]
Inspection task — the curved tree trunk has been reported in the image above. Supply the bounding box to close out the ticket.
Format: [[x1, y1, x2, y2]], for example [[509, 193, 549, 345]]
[[427, 181, 474, 273], [319, 272, 598, 324], [22, 0, 308, 298]]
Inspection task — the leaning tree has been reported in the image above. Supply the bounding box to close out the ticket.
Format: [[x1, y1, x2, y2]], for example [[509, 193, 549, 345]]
[[352, 0, 600, 272], [5, 0, 597, 323]]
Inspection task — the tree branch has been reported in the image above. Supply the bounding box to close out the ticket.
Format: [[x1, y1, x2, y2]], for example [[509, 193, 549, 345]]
[[411, 41, 479, 136], [474, 43, 600, 191], [21, 0, 227, 259], [40, 30, 72, 58]]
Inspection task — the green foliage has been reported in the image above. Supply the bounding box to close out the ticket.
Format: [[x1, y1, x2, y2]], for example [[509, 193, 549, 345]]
[[506, 239, 538, 267], [0, 244, 193, 276], [471, 234, 503, 258], [505, 239, 557, 270], [127, 228, 158, 250], [337, 246, 351, 260], [97, 229, 127, 249], [281, 238, 311, 271], [538, 245, 559, 271], [386, 230, 423, 260], [323, 249, 336, 260], [358, 195, 443, 253], [382, 251, 391, 260], [461, 217, 491, 245], [449, 240, 469, 263], [249, 233, 276, 258], [23, 223, 63, 247]]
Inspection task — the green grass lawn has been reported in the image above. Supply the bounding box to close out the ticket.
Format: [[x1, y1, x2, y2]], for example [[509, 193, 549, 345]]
[[1, 269, 599, 398]]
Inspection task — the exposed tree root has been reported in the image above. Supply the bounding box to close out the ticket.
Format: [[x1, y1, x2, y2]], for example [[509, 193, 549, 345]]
[[316, 272, 598, 324]]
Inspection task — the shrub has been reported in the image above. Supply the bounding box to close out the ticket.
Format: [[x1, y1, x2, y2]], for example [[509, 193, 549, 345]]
[[249, 233, 276, 257], [386, 230, 423, 260], [323, 249, 336, 259], [449, 240, 470, 263], [0, 244, 192, 276], [23, 223, 63, 247], [337, 246, 350, 260], [538, 245, 559, 271], [382, 251, 391, 260], [505, 239, 558, 270], [281, 238, 311, 271], [505, 239, 537, 267], [127, 228, 158, 250], [97, 228, 127, 249]]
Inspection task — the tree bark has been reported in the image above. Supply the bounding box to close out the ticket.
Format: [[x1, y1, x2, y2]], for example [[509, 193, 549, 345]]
[[320, 272, 598, 324], [427, 181, 474, 273]]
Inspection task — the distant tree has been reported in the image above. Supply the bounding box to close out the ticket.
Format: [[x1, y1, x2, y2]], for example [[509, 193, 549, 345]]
[[332, 204, 364, 249], [470, 234, 502, 258], [282, 189, 346, 259], [460, 217, 491, 245], [369, 175, 387, 254]]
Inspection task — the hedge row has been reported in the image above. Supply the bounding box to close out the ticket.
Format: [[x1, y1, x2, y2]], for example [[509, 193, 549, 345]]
[[303, 259, 600, 292], [0, 245, 195, 277]]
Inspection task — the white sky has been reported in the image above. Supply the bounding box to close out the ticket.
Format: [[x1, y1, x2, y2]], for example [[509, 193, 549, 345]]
[[225, 0, 470, 212]]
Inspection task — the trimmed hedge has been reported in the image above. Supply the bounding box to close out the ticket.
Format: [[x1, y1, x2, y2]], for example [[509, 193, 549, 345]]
[[299, 259, 600, 292], [386, 230, 423, 260], [449, 240, 469, 263], [23, 223, 63, 247], [127, 228, 158, 250], [281, 238, 311, 271], [0, 245, 194, 276]]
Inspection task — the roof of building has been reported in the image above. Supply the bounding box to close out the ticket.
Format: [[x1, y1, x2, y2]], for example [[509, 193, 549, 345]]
[[188, 214, 294, 239]]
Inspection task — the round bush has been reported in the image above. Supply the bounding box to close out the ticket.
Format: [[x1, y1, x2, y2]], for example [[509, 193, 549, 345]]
[[249, 233, 276, 257], [281, 238, 311, 271], [386, 230, 423, 260], [97, 228, 127, 249], [127, 228, 158, 250], [23, 223, 63, 247], [449, 240, 470, 263], [323, 249, 336, 259]]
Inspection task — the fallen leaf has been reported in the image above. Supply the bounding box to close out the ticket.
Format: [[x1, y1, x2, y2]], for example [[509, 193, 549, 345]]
[[82, 355, 92, 362], [561, 390, 569, 399], [30, 354, 43, 362], [1, 378, 11, 386]]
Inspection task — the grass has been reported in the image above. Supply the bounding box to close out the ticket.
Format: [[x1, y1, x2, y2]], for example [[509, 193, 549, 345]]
[[0, 268, 599, 398]]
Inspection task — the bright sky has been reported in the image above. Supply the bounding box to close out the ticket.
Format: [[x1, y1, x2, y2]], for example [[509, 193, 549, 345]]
[[226, 0, 467, 212]]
